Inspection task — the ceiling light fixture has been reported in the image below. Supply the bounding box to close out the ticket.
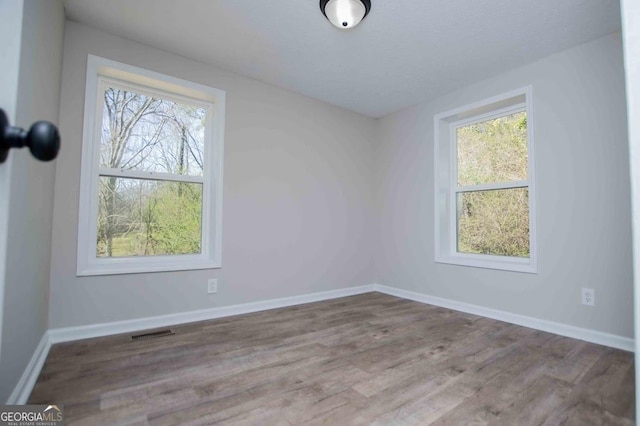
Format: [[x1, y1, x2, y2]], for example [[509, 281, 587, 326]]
[[320, 0, 371, 29]]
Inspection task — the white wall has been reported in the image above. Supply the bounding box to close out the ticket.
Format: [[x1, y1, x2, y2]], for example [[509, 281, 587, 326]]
[[49, 22, 376, 328], [375, 33, 633, 338], [0, 0, 64, 402]]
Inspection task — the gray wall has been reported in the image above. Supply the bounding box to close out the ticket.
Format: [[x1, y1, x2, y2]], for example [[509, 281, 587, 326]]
[[0, 0, 64, 402], [375, 33, 633, 338], [49, 22, 376, 328], [49, 25, 633, 339]]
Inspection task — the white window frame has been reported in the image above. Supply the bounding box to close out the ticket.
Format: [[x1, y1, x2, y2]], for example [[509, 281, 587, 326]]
[[77, 55, 225, 276], [434, 86, 537, 273]]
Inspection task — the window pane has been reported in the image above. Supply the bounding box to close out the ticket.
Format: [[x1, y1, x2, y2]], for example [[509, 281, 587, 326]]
[[456, 188, 529, 258], [100, 86, 206, 176], [97, 176, 203, 257], [457, 111, 527, 186]]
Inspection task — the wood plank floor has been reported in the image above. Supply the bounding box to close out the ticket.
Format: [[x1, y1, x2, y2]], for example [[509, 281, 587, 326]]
[[29, 293, 634, 425]]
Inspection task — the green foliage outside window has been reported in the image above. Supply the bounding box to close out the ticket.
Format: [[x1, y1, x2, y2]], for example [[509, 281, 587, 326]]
[[456, 112, 530, 258], [96, 87, 206, 258], [97, 178, 202, 257]]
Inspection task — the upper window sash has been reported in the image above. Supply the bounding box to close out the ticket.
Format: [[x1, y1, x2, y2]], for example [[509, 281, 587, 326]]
[[449, 103, 528, 190], [95, 77, 213, 179]]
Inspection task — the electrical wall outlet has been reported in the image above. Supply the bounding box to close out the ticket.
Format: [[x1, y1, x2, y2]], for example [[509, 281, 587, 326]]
[[581, 288, 595, 307], [207, 278, 218, 294]]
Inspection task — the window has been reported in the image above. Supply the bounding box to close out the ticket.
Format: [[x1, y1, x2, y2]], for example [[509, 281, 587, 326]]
[[434, 87, 536, 273], [77, 55, 225, 276]]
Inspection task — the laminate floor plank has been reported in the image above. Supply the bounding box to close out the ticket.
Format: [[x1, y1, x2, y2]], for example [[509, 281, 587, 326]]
[[28, 293, 634, 425]]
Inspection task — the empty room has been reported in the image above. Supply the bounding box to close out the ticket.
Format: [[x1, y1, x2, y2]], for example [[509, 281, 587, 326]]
[[1, 0, 640, 424]]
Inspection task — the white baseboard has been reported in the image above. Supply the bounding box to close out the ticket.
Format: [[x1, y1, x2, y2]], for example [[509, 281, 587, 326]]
[[7, 332, 52, 404], [373, 284, 634, 352], [48, 284, 376, 344]]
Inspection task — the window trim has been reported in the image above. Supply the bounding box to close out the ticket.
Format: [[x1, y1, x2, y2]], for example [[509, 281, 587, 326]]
[[434, 86, 537, 273], [77, 55, 225, 276]]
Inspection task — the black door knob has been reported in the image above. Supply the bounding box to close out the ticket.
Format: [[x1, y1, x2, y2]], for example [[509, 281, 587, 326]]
[[0, 109, 60, 163], [25, 121, 60, 161]]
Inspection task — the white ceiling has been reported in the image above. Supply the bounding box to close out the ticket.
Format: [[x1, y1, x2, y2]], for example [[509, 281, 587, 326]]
[[63, 0, 621, 118]]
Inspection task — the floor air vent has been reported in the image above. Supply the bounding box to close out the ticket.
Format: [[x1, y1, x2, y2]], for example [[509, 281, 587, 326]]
[[131, 329, 174, 341]]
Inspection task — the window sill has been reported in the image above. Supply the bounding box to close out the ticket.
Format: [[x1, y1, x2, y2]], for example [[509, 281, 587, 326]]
[[435, 253, 537, 274], [77, 256, 221, 276]]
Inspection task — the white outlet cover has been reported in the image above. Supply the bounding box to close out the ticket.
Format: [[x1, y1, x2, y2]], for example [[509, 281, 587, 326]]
[[208, 279, 218, 294], [581, 288, 595, 307]]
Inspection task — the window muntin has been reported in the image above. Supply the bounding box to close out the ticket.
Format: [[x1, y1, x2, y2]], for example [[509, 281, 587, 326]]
[[434, 87, 536, 273], [78, 55, 225, 276]]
